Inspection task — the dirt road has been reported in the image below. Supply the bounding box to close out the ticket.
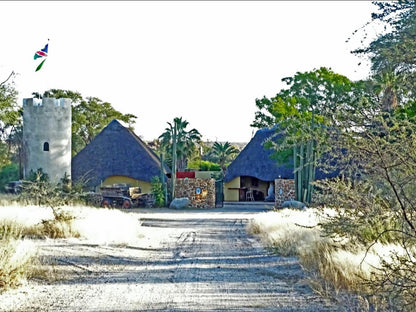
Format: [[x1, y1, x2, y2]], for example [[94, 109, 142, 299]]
[[0, 208, 340, 311]]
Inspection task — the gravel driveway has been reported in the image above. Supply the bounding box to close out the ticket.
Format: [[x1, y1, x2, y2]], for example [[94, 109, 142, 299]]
[[0, 207, 340, 311]]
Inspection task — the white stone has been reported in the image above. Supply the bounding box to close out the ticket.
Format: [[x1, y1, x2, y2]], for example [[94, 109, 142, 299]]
[[169, 197, 191, 209]]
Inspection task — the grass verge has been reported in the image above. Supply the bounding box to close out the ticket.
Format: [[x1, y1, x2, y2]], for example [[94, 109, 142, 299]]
[[248, 208, 408, 311]]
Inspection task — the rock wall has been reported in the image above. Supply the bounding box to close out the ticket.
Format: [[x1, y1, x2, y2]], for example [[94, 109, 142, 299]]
[[175, 178, 215, 208], [275, 179, 295, 208]]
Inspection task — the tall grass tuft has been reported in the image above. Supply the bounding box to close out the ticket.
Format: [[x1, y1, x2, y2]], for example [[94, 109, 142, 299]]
[[0, 220, 37, 292], [247, 208, 323, 256]]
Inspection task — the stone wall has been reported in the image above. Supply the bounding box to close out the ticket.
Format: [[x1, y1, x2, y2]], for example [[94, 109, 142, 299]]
[[274, 179, 295, 208], [175, 178, 215, 208]]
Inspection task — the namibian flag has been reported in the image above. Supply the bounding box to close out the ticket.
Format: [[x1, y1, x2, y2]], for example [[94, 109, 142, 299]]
[[34, 43, 48, 71]]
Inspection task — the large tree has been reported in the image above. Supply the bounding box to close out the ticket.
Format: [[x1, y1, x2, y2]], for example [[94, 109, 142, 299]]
[[0, 71, 21, 169], [353, 1, 416, 113], [315, 2, 416, 308], [252, 67, 361, 203], [43, 89, 137, 155]]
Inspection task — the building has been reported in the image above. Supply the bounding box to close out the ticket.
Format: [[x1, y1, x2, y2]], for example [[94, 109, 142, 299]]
[[223, 127, 337, 203], [71, 119, 170, 193], [22, 97, 72, 183]]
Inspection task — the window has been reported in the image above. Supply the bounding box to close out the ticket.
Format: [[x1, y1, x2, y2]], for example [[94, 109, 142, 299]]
[[43, 142, 49, 152]]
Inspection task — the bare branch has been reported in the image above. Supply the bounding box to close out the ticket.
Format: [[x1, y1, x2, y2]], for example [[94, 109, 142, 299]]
[[0, 71, 15, 87]]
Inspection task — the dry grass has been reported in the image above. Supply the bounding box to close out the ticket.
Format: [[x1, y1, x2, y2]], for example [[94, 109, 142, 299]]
[[0, 204, 142, 243], [0, 239, 36, 292], [248, 208, 409, 310], [247, 208, 324, 256], [0, 202, 143, 292]]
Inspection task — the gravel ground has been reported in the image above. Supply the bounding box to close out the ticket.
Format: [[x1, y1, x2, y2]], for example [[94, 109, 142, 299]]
[[0, 207, 343, 312]]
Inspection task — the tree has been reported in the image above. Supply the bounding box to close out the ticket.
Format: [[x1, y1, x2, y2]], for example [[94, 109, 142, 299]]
[[252, 67, 358, 203], [208, 142, 239, 176], [159, 117, 201, 200], [43, 89, 137, 155], [353, 1, 416, 113], [159, 117, 202, 172], [316, 2, 416, 308], [0, 71, 21, 169]]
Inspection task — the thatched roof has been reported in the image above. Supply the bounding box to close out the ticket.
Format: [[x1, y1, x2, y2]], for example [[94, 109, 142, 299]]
[[224, 127, 337, 183], [72, 119, 170, 187]]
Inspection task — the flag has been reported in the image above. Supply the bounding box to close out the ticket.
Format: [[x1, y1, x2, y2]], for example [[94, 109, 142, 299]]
[[34, 42, 48, 71], [35, 59, 46, 72]]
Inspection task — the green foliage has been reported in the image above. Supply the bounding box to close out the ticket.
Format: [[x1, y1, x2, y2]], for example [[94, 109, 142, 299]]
[[0, 163, 19, 192], [0, 75, 20, 140], [252, 67, 359, 203], [150, 176, 164, 207], [187, 160, 221, 171], [207, 142, 239, 174], [317, 109, 416, 310], [159, 117, 202, 172], [0, 73, 21, 171]]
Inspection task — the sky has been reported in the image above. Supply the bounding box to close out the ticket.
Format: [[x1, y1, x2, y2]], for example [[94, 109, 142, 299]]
[[0, 1, 383, 143]]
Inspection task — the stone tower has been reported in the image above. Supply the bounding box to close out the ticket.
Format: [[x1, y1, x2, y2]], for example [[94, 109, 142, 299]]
[[23, 97, 72, 183]]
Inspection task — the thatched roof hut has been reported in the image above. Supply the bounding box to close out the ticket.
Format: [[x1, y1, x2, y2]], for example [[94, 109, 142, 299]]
[[224, 126, 337, 183], [71, 119, 170, 187], [224, 127, 292, 183]]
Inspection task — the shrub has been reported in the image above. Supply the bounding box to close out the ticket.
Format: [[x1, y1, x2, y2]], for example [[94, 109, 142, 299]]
[[187, 160, 220, 171], [16, 170, 82, 239], [0, 163, 19, 193], [248, 209, 396, 310], [151, 176, 165, 207]]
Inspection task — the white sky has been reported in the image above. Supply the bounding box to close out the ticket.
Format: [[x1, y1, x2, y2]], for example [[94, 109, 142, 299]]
[[0, 1, 382, 143]]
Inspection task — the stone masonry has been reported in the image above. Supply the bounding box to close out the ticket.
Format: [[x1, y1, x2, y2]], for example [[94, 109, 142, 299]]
[[275, 179, 295, 208], [23, 97, 72, 183], [175, 178, 215, 208]]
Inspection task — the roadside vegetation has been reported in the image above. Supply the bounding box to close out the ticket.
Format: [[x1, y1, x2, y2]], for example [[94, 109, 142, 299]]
[[250, 2, 416, 311], [0, 171, 143, 292], [248, 208, 411, 311], [1, 1, 416, 309]]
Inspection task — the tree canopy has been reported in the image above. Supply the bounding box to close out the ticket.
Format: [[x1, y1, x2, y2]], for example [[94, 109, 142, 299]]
[[159, 117, 202, 172]]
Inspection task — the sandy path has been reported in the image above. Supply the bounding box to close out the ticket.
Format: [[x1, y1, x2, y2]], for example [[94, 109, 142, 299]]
[[0, 210, 340, 311]]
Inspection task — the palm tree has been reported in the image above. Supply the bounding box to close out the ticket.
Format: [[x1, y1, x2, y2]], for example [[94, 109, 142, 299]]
[[373, 72, 401, 113], [210, 142, 239, 176], [159, 117, 201, 200], [159, 117, 202, 172]]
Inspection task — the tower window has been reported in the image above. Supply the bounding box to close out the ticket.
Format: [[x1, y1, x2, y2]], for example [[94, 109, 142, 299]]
[[43, 142, 49, 152]]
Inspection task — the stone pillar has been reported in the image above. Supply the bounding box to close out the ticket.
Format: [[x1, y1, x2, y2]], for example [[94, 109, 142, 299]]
[[274, 179, 295, 208]]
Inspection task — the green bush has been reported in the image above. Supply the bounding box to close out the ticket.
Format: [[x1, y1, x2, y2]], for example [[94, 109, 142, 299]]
[[0, 163, 19, 193], [187, 160, 220, 171], [151, 176, 165, 207]]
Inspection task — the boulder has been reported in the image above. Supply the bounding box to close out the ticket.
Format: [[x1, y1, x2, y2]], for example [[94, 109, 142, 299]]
[[169, 197, 191, 210], [281, 200, 307, 210]]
